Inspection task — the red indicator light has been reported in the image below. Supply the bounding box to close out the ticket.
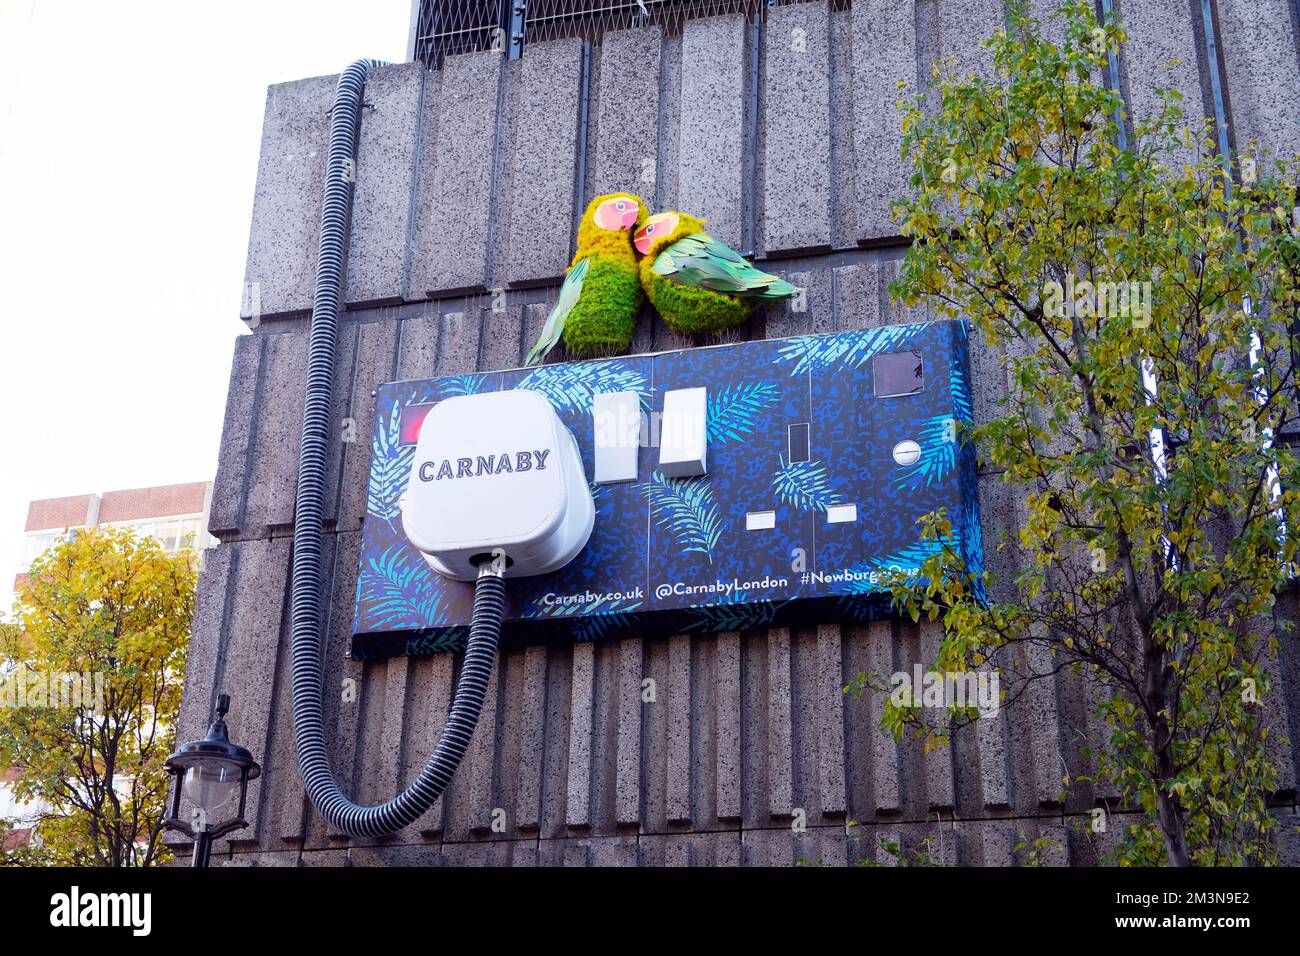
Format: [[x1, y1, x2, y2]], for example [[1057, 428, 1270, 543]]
[[399, 404, 434, 444]]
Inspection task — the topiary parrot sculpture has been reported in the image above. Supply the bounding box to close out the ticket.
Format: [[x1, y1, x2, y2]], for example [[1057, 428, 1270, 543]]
[[524, 192, 648, 365], [633, 211, 799, 335]]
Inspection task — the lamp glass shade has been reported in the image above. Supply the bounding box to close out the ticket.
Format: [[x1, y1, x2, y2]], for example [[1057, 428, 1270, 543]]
[[182, 760, 241, 813]]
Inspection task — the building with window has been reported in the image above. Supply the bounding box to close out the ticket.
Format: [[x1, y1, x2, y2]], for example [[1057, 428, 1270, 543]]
[[15, 481, 216, 595]]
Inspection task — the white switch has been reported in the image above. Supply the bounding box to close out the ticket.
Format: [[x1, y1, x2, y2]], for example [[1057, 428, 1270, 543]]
[[593, 391, 640, 484], [658, 387, 708, 477], [826, 503, 857, 524]]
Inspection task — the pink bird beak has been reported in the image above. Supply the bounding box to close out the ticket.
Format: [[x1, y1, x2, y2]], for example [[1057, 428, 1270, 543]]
[[618, 201, 640, 231], [633, 228, 652, 255]]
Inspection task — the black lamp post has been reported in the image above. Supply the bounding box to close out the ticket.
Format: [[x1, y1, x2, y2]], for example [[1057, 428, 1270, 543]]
[[163, 692, 261, 867]]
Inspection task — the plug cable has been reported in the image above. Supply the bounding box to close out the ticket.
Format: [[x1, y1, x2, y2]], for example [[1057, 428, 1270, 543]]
[[288, 60, 505, 837]]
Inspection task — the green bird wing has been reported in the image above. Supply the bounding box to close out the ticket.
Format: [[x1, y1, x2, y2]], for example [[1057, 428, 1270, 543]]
[[650, 233, 798, 300], [525, 257, 590, 366]]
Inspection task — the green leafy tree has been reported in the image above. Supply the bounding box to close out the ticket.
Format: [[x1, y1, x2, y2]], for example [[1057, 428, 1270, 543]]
[[856, 1, 1299, 866], [0, 528, 195, 866]]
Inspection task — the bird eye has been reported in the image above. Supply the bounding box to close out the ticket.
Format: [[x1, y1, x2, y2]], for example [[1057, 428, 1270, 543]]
[[647, 225, 655, 234], [616, 201, 626, 210]]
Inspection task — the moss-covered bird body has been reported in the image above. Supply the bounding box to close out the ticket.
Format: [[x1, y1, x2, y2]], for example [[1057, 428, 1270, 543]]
[[633, 211, 799, 336], [524, 193, 648, 365]]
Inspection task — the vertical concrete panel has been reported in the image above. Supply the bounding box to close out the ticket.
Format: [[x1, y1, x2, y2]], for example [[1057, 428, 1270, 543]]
[[214, 537, 292, 846], [765, 266, 833, 338], [762, 1, 833, 255], [1217, 0, 1300, 162], [437, 311, 481, 375], [867, 620, 902, 811], [852, 0, 917, 242], [209, 335, 263, 537], [592, 29, 663, 199], [375, 657, 411, 809], [1117, 0, 1209, 170], [393, 651, 450, 842], [504, 39, 584, 286], [423, 656, 456, 835], [615, 638, 644, 825], [321, 320, 360, 530], [766, 628, 794, 817], [334, 319, 400, 534], [657, 34, 683, 211], [480, 303, 523, 372], [679, 14, 749, 249], [514, 644, 549, 830], [164, 545, 234, 850], [522, 301, 553, 366], [715, 631, 743, 819], [241, 75, 334, 319], [937, 0, 1003, 81], [411, 52, 503, 295], [815, 624, 847, 816], [261, 534, 327, 844], [666, 634, 693, 823], [832, 261, 883, 331], [919, 620, 956, 809], [304, 531, 366, 847], [1026, 633, 1067, 806], [345, 63, 423, 306], [566, 642, 595, 827], [640, 636, 671, 831], [976, 706, 1011, 809], [395, 307, 442, 380], [829, 6, 860, 248], [492, 648, 532, 840], [244, 330, 306, 535], [460, 656, 502, 835], [537, 642, 573, 837]]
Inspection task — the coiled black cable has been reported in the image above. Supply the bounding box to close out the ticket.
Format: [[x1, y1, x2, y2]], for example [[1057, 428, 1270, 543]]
[[289, 60, 505, 837]]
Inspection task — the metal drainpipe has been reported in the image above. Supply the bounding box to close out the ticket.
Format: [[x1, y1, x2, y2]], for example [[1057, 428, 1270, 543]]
[[1097, 0, 1128, 152], [1199, 0, 1233, 179], [744, 9, 765, 258]]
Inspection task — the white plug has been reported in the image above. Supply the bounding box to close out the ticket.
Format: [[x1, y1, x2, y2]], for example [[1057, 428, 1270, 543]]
[[401, 390, 594, 581]]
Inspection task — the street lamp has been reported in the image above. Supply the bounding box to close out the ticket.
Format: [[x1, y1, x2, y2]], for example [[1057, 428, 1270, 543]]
[[163, 692, 261, 867]]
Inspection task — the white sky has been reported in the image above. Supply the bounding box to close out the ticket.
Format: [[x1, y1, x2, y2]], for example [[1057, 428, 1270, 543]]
[[0, 0, 412, 616]]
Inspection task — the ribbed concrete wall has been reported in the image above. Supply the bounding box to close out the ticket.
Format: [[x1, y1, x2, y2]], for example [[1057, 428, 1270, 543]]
[[176, 0, 1300, 866]]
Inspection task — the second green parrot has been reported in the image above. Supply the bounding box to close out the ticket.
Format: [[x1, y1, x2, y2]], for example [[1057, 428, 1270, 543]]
[[524, 192, 648, 365], [633, 211, 799, 335]]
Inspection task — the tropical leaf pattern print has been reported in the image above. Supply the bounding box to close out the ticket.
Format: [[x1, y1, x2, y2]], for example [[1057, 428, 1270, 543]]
[[572, 609, 640, 642], [895, 414, 958, 490], [517, 361, 646, 414], [439, 374, 485, 398], [835, 539, 948, 595], [774, 324, 929, 375], [949, 361, 974, 424], [359, 545, 448, 630], [366, 401, 415, 521], [682, 600, 786, 632], [643, 471, 722, 561], [772, 456, 840, 512], [707, 381, 779, 444]]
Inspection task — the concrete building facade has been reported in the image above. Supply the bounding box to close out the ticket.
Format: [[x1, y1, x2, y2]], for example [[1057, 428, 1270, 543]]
[[173, 0, 1300, 865]]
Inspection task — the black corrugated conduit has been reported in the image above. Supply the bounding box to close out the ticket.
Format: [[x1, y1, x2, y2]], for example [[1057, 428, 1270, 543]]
[[289, 60, 506, 837]]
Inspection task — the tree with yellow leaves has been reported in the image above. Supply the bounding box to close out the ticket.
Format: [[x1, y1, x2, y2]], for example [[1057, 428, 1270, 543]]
[[853, 1, 1300, 865], [0, 528, 195, 866]]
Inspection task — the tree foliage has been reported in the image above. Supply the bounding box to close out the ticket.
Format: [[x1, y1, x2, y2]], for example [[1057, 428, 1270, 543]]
[[0, 528, 195, 866], [860, 1, 1300, 865]]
